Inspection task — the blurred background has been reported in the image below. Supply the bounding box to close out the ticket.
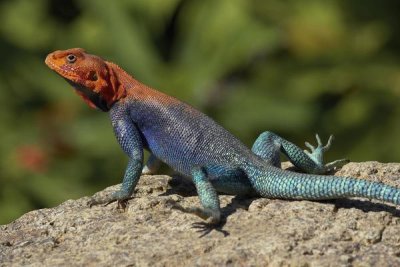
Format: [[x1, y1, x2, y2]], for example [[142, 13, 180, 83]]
[[1, 0, 400, 224]]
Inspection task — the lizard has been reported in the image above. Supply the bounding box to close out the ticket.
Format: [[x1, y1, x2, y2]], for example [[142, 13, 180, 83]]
[[45, 48, 400, 225]]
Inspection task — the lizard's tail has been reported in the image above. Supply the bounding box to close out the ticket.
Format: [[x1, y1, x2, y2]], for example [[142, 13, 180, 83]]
[[249, 167, 400, 205]]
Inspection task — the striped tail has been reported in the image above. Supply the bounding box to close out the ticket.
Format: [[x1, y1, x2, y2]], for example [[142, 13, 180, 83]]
[[250, 167, 400, 205]]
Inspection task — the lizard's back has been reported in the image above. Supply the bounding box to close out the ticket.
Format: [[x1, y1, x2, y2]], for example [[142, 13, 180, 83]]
[[118, 84, 261, 176]]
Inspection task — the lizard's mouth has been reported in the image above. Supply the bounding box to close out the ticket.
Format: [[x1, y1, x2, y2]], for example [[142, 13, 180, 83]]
[[65, 79, 110, 112]]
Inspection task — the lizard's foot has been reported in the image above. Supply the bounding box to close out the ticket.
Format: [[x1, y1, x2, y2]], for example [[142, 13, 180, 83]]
[[88, 190, 133, 210], [169, 201, 227, 237], [304, 134, 350, 174], [170, 202, 221, 225]]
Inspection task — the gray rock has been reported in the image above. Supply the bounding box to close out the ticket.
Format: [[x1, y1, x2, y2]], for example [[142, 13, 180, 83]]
[[1, 162, 400, 266]]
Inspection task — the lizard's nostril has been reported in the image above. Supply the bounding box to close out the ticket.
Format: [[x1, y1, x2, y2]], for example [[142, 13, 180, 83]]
[[45, 53, 56, 66]]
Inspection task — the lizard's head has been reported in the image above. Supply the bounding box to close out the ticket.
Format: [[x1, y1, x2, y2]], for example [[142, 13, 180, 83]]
[[45, 48, 126, 111]]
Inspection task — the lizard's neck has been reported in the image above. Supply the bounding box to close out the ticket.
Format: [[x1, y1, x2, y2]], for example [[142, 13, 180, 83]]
[[106, 62, 180, 105], [106, 62, 139, 91]]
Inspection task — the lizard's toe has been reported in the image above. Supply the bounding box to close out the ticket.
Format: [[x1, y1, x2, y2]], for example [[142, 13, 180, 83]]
[[303, 134, 349, 174], [170, 202, 221, 224], [88, 189, 133, 209]]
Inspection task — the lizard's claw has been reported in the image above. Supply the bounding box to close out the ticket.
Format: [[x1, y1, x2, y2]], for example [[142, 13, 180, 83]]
[[169, 201, 221, 225], [169, 199, 228, 237], [305, 134, 333, 154], [88, 190, 133, 210], [322, 134, 334, 152], [304, 134, 349, 174], [104, 197, 133, 210], [88, 197, 107, 208]]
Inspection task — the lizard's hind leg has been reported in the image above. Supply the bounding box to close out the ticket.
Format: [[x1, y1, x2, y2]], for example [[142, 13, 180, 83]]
[[303, 134, 349, 173], [252, 131, 282, 167], [172, 165, 254, 224], [252, 131, 349, 174], [172, 167, 221, 224]]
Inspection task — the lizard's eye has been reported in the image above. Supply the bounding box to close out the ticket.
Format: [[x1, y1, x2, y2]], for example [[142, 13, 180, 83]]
[[66, 54, 77, 63], [89, 71, 98, 81]]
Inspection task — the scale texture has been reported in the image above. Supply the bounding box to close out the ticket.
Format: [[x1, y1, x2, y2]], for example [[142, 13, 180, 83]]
[[45, 48, 400, 223]]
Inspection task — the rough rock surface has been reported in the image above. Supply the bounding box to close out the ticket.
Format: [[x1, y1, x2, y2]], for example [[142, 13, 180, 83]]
[[1, 162, 400, 266]]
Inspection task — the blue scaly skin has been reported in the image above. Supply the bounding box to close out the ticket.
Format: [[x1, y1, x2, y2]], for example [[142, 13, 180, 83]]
[[46, 48, 400, 225]]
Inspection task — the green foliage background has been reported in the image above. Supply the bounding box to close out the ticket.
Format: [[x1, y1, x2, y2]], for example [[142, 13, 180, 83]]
[[1, 0, 399, 224]]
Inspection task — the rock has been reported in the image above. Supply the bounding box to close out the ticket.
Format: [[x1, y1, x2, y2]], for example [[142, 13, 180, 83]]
[[1, 162, 400, 266]]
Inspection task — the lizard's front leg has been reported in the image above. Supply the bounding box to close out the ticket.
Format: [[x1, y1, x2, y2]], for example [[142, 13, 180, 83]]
[[89, 103, 143, 207]]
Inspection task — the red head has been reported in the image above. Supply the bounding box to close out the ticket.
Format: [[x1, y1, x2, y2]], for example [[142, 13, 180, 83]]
[[45, 48, 126, 111]]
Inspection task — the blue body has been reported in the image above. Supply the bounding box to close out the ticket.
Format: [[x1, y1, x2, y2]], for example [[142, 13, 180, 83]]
[[103, 92, 400, 225], [125, 99, 261, 177]]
